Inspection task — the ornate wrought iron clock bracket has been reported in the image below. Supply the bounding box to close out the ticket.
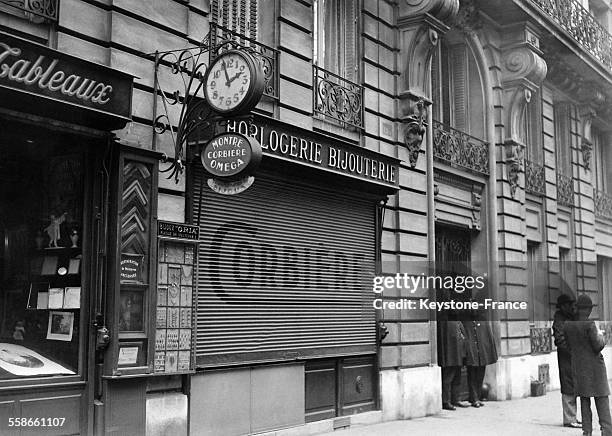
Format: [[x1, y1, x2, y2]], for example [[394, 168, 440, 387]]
[[151, 28, 267, 183]]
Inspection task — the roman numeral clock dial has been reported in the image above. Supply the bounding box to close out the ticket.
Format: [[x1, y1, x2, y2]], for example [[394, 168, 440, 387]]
[[204, 50, 265, 115]]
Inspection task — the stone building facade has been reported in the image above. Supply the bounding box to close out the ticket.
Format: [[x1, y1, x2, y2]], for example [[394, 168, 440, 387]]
[[1, 0, 612, 435]]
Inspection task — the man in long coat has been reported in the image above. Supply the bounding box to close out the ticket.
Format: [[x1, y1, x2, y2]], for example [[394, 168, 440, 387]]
[[552, 293, 580, 428], [438, 294, 468, 410], [462, 288, 498, 407], [564, 294, 612, 436]]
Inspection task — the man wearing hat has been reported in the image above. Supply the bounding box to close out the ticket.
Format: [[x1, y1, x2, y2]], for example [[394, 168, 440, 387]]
[[564, 294, 612, 436], [553, 293, 580, 428]]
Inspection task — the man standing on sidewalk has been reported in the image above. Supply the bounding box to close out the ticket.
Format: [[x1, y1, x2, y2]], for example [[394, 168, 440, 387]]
[[564, 294, 612, 436], [438, 288, 468, 411], [552, 293, 581, 428], [463, 287, 498, 408]]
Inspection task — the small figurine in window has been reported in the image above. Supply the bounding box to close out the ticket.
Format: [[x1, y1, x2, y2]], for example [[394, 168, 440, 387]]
[[45, 212, 67, 248], [12, 321, 25, 341], [69, 228, 79, 248]]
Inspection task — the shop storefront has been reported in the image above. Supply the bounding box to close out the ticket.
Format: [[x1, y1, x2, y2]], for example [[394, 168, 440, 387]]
[[0, 31, 132, 435], [188, 115, 400, 435]]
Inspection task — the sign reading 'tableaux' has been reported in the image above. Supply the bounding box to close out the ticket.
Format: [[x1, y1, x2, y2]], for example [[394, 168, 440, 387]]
[[0, 31, 132, 121]]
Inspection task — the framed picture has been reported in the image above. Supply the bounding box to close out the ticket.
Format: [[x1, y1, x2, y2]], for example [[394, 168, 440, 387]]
[[118, 291, 144, 332], [46, 311, 74, 341], [117, 341, 143, 367]]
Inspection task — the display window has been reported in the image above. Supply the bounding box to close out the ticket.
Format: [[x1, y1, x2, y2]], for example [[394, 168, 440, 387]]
[[0, 130, 87, 380]]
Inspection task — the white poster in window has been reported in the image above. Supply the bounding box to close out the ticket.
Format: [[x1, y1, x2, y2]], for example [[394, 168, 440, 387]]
[[36, 291, 49, 310], [117, 346, 139, 366], [0, 343, 75, 376], [46, 311, 74, 341], [48, 288, 64, 309], [63, 287, 81, 309]]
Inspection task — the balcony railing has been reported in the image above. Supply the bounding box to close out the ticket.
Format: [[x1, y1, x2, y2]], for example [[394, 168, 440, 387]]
[[313, 65, 364, 129], [556, 173, 574, 207], [209, 23, 279, 100], [432, 120, 489, 176], [528, 0, 612, 70], [0, 0, 58, 22], [595, 188, 612, 219], [525, 159, 546, 196]]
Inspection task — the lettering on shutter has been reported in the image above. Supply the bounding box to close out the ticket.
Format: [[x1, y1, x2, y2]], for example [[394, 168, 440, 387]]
[[191, 167, 377, 366]]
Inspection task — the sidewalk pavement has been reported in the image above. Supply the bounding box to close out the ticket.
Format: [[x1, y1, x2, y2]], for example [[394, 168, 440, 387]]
[[320, 389, 607, 436]]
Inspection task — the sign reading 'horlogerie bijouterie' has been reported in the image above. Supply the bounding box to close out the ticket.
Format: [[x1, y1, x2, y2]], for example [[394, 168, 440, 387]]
[[226, 116, 400, 188]]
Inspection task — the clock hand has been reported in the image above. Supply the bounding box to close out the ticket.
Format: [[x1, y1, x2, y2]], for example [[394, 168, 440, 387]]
[[221, 61, 231, 86], [227, 71, 243, 85]]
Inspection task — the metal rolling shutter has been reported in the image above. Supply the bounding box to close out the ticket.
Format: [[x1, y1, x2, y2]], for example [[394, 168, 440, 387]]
[[192, 167, 376, 367]]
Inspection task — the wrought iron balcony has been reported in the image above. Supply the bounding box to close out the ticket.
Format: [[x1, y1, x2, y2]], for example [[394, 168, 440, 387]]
[[313, 65, 364, 129], [0, 0, 58, 22], [595, 188, 612, 219], [528, 0, 612, 70], [432, 120, 489, 176], [556, 173, 574, 207], [209, 23, 279, 100], [525, 159, 546, 196]]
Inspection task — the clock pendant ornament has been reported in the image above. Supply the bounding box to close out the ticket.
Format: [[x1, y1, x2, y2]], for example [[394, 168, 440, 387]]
[[204, 50, 265, 115]]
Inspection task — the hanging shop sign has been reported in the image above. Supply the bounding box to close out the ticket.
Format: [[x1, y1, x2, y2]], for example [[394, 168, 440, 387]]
[[200, 132, 262, 195], [0, 31, 133, 129], [225, 117, 400, 189]]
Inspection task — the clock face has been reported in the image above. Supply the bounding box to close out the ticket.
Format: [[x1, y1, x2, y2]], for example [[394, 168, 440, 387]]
[[205, 52, 252, 113]]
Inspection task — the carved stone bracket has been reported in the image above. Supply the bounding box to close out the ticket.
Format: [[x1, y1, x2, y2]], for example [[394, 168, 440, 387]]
[[501, 25, 547, 146], [471, 191, 482, 231], [505, 140, 524, 198], [451, 0, 482, 35], [402, 98, 429, 168], [398, 0, 459, 102], [399, 0, 460, 24], [579, 105, 597, 171]]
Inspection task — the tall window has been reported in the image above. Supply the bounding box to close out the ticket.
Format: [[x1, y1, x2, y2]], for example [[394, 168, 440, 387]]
[[593, 128, 610, 192], [522, 96, 542, 162], [0, 136, 86, 380], [528, 243, 548, 323], [431, 40, 485, 139], [559, 247, 576, 295], [554, 103, 572, 176], [313, 0, 358, 81], [597, 256, 612, 321]]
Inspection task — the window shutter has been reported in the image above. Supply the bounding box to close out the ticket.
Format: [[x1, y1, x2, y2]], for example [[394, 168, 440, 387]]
[[343, 0, 357, 81], [441, 43, 452, 127], [554, 103, 571, 175], [451, 45, 468, 131], [212, 0, 258, 39], [431, 46, 441, 121], [191, 167, 377, 366]]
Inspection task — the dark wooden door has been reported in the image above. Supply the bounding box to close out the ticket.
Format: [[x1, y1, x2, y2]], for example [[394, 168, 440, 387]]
[[435, 225, 471, 401]]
